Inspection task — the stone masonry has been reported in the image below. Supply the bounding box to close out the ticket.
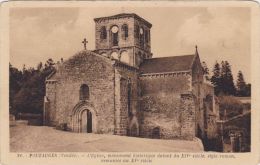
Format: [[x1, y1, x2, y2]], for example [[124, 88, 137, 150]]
[[44, 13, 219, 141]]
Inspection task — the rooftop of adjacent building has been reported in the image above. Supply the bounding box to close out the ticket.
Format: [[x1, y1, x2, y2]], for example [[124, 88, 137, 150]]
[[234, 97, 251, 104]]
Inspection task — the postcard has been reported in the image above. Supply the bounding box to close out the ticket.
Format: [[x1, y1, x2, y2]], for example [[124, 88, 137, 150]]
[[0, 1, 259, 165]]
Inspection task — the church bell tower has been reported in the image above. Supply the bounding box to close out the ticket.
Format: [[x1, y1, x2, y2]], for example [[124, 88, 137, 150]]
[[94, 13, 152, 67]]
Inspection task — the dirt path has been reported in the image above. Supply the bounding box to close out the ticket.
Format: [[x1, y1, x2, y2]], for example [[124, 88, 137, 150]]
[[10, 125, 204, 152]]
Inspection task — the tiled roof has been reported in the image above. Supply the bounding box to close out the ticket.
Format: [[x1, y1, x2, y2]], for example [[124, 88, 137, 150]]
[[139, 55, 195, 74]]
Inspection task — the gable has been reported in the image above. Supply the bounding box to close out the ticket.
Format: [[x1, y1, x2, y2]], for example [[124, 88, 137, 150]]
[[139, 55, 195, 74], [47, 50, 114, 80], [191, 53, 203, 76]]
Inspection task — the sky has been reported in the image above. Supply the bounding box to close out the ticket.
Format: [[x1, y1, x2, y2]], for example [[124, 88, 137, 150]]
[[10, 7, 251, 83]]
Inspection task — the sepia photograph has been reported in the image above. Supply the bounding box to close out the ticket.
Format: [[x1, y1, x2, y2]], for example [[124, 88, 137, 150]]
[[1, 1, 260, 165], [8, 5, 252, 153]]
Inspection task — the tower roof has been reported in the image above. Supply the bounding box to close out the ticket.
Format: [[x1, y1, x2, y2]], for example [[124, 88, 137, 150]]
[[94, 13, 152, 28]]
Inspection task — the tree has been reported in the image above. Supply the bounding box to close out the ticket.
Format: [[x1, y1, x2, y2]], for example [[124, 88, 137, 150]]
[[44, 58, 55, 69], [220, 61, 236, 95], [43, 58, 55, 77], [236, 71, 247, 96], [13, 72, 44, 114], [9, 63, 23, 115], [37, 62, 43, 71], [245, 84, 251, 96], [202, 61, 210, 81], [211, 61, 222, 95], [10, 58, 56, 115]]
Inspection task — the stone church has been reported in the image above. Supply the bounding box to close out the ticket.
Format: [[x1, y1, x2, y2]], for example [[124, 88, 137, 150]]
[[44, 13, 219, 140]]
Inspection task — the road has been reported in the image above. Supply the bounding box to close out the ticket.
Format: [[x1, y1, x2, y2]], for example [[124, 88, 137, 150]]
[[10, 125, 204, 152]]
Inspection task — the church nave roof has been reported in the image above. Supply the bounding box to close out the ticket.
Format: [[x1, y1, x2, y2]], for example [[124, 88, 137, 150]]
[[139, 54, 195, 74]]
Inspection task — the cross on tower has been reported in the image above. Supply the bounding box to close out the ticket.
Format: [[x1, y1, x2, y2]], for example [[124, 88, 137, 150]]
[[82, 38, 88, 50]]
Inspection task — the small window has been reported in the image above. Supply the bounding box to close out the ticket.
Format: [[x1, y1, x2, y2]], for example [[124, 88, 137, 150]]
[[100, 26, 107, 40], [145, 30, 148, 43], [148, 30, 150, 43], [80, 84, 89, 100], [121, 24, 128, 40], [135, 25, 139, 39], [139, 27, 144, 48], [111, 26, 119, 46]]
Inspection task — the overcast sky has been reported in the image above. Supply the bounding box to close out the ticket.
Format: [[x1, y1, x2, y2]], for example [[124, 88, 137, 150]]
[[10, 7, 251, 82]]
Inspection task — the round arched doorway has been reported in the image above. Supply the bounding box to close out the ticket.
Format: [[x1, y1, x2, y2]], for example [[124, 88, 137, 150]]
[[71, 103, 97, 133]]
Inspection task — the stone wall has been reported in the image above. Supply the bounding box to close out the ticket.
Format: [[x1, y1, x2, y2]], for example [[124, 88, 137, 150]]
[[133, 19, 151, 56], [180, 93, 196, 140], [139, 72, 192, 139], [202, 83, 219, 139], [45, 51, 115, 134], [95, 17, 135, 50], [45, 80, 57, 126], [94, 15, 152, 67], [191, 54, 205, 139], [114, 62, 139, 136], [95, 16, 151, 54], [94, 48, 135, 66], [222, 112, 251, 152]]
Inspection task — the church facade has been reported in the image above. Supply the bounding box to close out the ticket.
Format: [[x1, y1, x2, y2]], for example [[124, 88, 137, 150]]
[[44, 13, 219, 140]]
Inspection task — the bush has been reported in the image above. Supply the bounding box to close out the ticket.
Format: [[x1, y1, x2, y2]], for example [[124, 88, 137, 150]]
[[56, 123, 68, 131]]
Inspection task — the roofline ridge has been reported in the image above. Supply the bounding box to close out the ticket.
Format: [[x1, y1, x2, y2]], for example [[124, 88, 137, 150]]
[[140, 70, 191, 76], [189, 52, 201, 69], [63, 50, 115, 67], [146, 54, 195, 60]]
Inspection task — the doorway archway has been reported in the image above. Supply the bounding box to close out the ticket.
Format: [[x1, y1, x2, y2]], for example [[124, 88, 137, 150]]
[[71, 102, 97, 133]]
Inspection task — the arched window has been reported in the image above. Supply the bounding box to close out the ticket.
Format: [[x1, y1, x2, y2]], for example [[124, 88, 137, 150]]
[[100, 26, 107, 40], [145, 29, 148, 43], [121, 24, 128, 40], [139, 27, 144, 48], [135, 25, 139, 39], [148, 30, 150, 43], [80, 84, 89, 100], [138, 51, 142, 57], [111, 25, 119, 46]]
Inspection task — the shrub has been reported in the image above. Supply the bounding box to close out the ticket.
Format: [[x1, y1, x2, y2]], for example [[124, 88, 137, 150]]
[[56, 123, 68, 131]]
